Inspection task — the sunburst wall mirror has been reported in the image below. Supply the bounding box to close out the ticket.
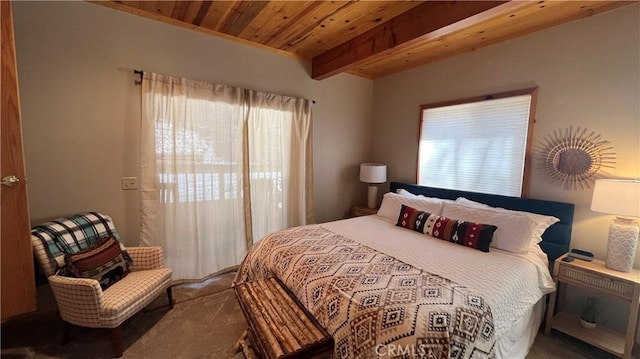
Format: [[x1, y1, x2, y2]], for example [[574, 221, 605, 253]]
[[534, 126, 616, 190]]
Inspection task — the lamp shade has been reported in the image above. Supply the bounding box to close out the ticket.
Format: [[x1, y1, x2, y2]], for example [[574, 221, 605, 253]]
[[591, 179, 640, 217], [359, 163, 387, 184]]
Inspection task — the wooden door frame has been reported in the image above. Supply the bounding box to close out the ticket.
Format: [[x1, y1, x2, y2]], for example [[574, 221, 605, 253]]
[[1, 0, 37, 320]]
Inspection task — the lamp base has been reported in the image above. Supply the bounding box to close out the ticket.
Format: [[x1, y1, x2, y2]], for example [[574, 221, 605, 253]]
[[367, 185, 378, 209], [605, 220, 640, 272]]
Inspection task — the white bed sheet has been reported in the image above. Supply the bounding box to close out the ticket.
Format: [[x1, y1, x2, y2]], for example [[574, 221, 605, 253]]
[[322, 215, 555, 341], [495, 298, 545, 358]]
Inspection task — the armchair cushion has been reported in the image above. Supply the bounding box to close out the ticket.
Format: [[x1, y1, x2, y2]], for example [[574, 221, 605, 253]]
[[101, 269, 172, 327], [64, 237, 131, 290]]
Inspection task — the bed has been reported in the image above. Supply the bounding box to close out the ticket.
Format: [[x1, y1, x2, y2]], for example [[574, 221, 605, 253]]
[[236, 182, 575, 358]]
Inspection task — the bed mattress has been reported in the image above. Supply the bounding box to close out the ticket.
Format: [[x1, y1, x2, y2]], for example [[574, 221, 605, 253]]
[[324, 215, 555, 339], [237, 215, 555, 358]]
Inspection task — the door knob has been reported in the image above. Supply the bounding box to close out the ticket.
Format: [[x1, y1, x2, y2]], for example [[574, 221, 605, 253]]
[[1, 175, 20, 187]]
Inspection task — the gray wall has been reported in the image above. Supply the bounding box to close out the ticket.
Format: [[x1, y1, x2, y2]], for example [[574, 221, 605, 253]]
[[370, 5, 639, 334], [13, 1, 373, 244], [371, 5, 640, 265]]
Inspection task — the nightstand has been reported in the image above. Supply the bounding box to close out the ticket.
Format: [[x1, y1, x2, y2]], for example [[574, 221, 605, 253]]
[[545, 253, 640, 359], [350, 205, 377, 217]]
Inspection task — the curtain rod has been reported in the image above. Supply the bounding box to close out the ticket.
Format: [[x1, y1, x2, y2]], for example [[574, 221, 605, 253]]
[[133, 69, 315, 104]]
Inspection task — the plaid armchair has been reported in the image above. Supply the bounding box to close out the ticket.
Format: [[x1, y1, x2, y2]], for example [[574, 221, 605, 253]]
[[31, 212, 173, 358]]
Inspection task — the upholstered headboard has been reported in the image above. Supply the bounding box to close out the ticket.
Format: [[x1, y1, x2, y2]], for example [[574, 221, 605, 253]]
[[389, 182, 575, 265]]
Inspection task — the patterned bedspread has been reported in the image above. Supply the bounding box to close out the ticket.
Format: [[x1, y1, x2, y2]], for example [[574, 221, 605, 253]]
[[236, 225, 495, 359]]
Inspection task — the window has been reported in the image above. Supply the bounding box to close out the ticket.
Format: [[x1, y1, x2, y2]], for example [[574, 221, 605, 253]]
[[150, 91, 244, 204], [418, 88, 537, 197]]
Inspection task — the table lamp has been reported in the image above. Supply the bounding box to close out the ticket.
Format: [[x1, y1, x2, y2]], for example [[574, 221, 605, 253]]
[[360, 163, 387, 209], [590, 179, 640, 272]]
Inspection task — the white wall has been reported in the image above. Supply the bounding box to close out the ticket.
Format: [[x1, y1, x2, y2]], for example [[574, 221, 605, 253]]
[[13, 1, 373, 244], [372, 5, 640, 265]]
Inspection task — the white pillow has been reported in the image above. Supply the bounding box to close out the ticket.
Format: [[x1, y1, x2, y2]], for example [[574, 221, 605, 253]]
[[396, 188, 418, 197], [377, 192, 444, 223], [442, 201, 536, 253], [455, 197, 559, 245], [396, 188, 456, 202]]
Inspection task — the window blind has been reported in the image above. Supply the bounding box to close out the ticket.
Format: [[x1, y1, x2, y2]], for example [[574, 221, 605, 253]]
[[418, 94, 532, 196]]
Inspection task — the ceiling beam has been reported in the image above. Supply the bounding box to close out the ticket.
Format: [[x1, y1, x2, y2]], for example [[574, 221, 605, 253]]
[[311, 1, 530, 80]]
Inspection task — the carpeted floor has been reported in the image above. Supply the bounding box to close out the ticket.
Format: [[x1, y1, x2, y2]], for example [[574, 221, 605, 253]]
[[1, 272, 620, 359]]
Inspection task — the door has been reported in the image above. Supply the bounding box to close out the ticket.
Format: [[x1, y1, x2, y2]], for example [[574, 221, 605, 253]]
[[1, 0, 36, 320]]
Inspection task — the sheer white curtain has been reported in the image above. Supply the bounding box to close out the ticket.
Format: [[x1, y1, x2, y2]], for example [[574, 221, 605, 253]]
[[246, 91, 314, 244], [140, 72, 313, 281]]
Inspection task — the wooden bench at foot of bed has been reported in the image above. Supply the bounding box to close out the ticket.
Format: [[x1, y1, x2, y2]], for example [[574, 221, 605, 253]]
[[233, 277, 334, 359]]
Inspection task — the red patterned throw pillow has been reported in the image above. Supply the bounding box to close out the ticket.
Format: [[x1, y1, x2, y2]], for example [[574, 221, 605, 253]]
[[64, 237, 131, 290], [396, 204, 496, 252]]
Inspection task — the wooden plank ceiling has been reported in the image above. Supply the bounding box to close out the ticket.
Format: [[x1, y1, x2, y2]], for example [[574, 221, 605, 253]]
[[95, 1, 633, 80]]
